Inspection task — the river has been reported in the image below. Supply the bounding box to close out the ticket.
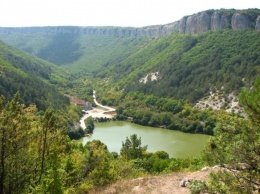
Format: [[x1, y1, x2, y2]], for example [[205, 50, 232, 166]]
[[79, 121, 210, 158]]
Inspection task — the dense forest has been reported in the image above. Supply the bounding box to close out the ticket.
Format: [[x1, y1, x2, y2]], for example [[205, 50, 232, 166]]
[[1, 27, 259, 103], [115, 92, 236, 135], [0, 40, 69, 110], [4, 29, 258, 103], [0, 8, 259, 194], [103, 30, 260, 102], [0, 78, 258, 193]]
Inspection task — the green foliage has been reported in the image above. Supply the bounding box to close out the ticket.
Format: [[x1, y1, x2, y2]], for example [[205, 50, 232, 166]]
[[38, 33, 82, 65], [0, 93, 32, 193], [207, 171, 245, 194], [68, 127, 85, 140], [0, 94, 108, 193], [110, 158, 147, 179], [0, 10, 259, 192], [0, 94, 210, 193], [1, 16, 259, 105], [134, 154, 203, 174], [63, 104, 83, 125], [0, 32, 150, 75], [115, 92, 219, 135], [1, 23, 259, 108], [85, 116, 95, 134], [84, 140, 117, 188], [119, 134, 204, 174], [120, 134, 147, 160], [0, 40, 51, 79], [0, 41, 70, 110], [105, 30, 260, 102], [188, 180, 207, 194], [203, 77, 260, 193], [240, 77, 260, 127], [154, 151, 169, 159], [0, 94, 67, 193]]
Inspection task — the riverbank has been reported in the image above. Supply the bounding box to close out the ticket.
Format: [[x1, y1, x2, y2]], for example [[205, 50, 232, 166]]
[[80, 90, 116, 129]]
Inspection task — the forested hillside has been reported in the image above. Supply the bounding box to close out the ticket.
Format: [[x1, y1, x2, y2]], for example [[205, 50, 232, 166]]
[[0, 32, 151, 74], [0, 27, 259, 104], [0, 40, 69, 110], [105, 30, 260, 102], [0, 8, 259, 193], [0, 77, 258, 193]]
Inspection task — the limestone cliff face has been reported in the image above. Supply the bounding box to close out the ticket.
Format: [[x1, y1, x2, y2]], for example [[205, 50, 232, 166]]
[[185, 12, 211, 34], [0, 9, 259, 37], [211, 12, 230, 30], [231, 13, 250, 30], [256, 16, 260, 30], [178, 17, 187, 34]]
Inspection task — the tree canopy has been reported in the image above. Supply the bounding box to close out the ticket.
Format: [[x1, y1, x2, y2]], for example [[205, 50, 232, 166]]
[[203, 77, 260, 193]]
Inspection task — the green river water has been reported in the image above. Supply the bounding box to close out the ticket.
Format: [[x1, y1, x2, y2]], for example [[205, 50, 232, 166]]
[[79, 121, 210, 158]]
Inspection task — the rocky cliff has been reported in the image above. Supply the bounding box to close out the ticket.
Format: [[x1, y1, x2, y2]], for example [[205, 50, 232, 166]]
[[0, 9, 259, 37]]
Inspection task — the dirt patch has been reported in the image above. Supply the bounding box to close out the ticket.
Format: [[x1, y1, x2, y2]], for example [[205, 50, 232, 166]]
[[90, 167, 220, 194]]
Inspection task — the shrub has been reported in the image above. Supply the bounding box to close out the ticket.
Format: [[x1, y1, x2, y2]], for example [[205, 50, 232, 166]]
[[188, 180, 207, 194]]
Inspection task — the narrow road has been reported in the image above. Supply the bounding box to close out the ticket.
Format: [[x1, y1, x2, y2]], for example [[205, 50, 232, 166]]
[[93, 90, 115, 112], [80, 90, 116, 129]]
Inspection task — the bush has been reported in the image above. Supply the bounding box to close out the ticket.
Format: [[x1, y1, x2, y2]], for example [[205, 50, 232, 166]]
[[68, 127, 85, 140], [188, 180, 207, 194]]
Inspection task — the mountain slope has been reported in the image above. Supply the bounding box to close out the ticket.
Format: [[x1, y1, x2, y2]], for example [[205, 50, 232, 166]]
[[0, 9, 259, 104], [0, 9, 259, 75], [0, 40, 69, 110], [103, 30, 260, 102], [0, 32, 151, 74]]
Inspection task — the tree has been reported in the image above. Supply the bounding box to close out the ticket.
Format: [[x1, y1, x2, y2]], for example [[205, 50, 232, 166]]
[[85, 116, 95, 134], [82, 140, 116, 188], [203, 77, 260, 193], [31, 108, 66, 193], [0, 93, 87, 193], [0, 93, 36, 194], [120, 134, 147, 160], [154, 151, 169, 159]]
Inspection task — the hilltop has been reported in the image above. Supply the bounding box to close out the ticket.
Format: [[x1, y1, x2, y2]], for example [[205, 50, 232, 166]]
[[0, 9, 260, 37]]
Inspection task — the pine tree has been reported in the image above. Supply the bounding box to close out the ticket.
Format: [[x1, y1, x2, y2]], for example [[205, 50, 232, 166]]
[[120, 134, 147, 160], [0, 93, 34, 193], [203, 77, 260, 193]]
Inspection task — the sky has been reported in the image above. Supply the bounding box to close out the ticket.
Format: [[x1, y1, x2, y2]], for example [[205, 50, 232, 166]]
[[1, 0, 260, 27]]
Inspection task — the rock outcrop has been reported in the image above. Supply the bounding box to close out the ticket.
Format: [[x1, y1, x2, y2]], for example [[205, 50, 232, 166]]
[[211, 11, 230, 30], [231, 13, 250, 30], [0, 9, 259, 37], [256, 16, 260, 30], [185, 12, 211, 34]]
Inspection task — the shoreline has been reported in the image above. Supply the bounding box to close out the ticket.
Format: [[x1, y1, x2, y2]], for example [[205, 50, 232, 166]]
[[79, 90, 116, 129]]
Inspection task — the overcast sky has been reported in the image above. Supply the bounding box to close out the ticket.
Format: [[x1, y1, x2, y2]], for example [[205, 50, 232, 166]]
[[1, 0, 260, 27]]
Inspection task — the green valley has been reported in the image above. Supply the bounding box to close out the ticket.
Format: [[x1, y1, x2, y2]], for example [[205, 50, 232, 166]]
[[0, 40, 69, 110], [0, 8, 259, 194]]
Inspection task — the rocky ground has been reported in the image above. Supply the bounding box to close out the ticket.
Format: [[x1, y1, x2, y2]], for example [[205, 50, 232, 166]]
[[195, 91, 244, 115], [89, 166, 220, 194]]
